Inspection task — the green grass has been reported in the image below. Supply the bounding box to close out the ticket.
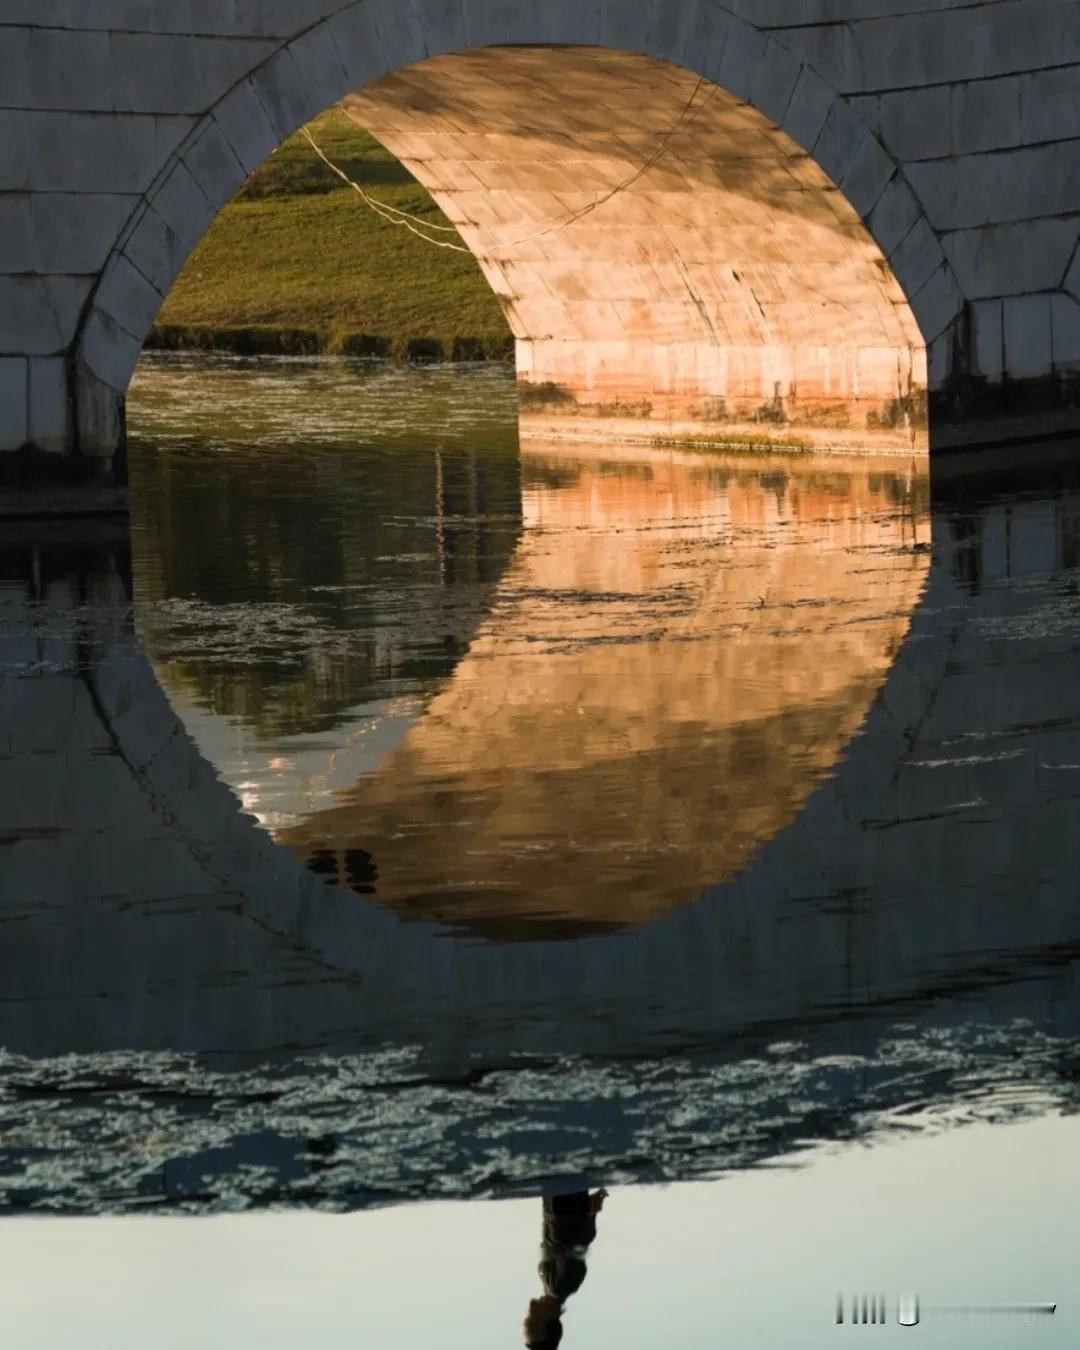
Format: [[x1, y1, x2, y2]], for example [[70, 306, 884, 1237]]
[[153, 108, 513, 356]]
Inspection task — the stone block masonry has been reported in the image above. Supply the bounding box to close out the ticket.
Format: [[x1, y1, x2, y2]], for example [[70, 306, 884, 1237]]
[[1, 0, 1079, 508], [343, 47, 925, 455]]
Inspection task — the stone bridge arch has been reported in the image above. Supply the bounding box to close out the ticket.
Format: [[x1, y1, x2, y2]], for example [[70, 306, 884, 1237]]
[[71, 0, 957, 461]]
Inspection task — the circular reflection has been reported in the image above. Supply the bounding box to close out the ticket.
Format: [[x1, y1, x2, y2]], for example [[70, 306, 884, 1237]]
[[279, 443, 930, 939]]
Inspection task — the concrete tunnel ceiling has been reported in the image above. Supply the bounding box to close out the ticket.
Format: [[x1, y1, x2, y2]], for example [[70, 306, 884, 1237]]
[[343, 47, 927, 453]]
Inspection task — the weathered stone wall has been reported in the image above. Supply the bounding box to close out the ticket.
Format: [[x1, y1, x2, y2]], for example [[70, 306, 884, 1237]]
[[743, 0, 1080, 436], [1, 0, 1079, 493], [344, 48, 927, 454]]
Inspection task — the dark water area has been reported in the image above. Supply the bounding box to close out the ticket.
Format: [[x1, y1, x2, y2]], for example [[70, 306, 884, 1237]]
[[129, 356, 523, 742], [128, 356, 935, 938], [1, 354, 1078, 1346]]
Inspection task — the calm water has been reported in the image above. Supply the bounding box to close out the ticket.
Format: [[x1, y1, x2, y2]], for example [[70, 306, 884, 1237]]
[[1, 353, 1078, 1346], [128, 355, 931, 937]]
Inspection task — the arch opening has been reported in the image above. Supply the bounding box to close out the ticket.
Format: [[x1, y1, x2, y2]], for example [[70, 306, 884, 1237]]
[[77, 17, 942, 464], [115, 36, 937, 938], [108, 29, 940, 940], [344, 46, 927, 454]]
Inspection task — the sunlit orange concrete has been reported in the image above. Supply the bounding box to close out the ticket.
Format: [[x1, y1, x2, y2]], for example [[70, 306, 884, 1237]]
[[279, 447, 931, 939], [345, 47, 927, 454]]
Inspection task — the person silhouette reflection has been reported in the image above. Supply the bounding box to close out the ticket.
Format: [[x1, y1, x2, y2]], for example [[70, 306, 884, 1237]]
[[523, 1189, 608, 1348]]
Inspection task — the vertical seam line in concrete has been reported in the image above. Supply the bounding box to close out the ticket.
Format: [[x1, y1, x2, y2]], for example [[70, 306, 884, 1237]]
[[406, 0, 432, 59], [1060, 234, 1080, 291]]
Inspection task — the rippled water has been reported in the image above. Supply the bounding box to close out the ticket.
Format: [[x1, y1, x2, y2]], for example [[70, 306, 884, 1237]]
[[129, 354, 932, 937], [1, 354, 1078, 1346], [129, 356, 522, 830]]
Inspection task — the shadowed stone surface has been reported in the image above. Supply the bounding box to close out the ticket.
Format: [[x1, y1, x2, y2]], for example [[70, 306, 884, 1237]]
[[344, 49, 925, 453]]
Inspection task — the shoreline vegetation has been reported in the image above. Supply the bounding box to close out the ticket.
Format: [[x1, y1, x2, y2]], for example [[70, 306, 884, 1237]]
[[145, 325, 515, 360], [151, 107, 513, 360]]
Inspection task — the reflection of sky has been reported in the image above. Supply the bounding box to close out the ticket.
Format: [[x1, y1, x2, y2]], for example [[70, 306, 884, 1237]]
[[2, 1113, 1074, 1349], [170, 693, 426, 828]]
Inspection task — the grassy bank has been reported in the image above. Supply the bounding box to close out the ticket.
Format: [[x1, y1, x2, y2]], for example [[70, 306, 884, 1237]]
[[151, 108, 513, 358]]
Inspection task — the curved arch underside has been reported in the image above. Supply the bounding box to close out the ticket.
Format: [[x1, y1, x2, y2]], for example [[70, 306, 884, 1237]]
[[344, 47, 927, 453]]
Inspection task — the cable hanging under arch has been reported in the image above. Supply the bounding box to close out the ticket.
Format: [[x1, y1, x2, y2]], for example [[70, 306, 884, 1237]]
[[300, 74, 716, 254], [300, 126, 473, 251]]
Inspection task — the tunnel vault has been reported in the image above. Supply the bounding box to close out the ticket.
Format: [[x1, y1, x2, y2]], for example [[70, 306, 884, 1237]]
[[64, 0, 961, 475], [343, 47, 927, 453]]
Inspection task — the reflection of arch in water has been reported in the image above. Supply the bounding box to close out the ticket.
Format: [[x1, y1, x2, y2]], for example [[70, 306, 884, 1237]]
[[3, 463, 1080, 1075], [4, 470, 1080, 1210], [278, 449, 931, 938], [72, 2, 949, 461], [127, 369, 524, 756]]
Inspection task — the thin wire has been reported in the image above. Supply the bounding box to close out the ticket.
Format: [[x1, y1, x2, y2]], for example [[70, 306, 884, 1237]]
[[302, 74, 716, 254], [499, 76, 714, 249], [300, 126, 472, 252], [300, 126, 463, 232]]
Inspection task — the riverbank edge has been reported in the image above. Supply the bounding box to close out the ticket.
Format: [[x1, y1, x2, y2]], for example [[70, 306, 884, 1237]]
[[145, 324, 515, 362]]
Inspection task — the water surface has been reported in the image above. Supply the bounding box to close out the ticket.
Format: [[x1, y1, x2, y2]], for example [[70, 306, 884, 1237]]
[[129, 354, 931, 937], [0, 354, 1078, 1346], [3, 1113, 1076, 1348]]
